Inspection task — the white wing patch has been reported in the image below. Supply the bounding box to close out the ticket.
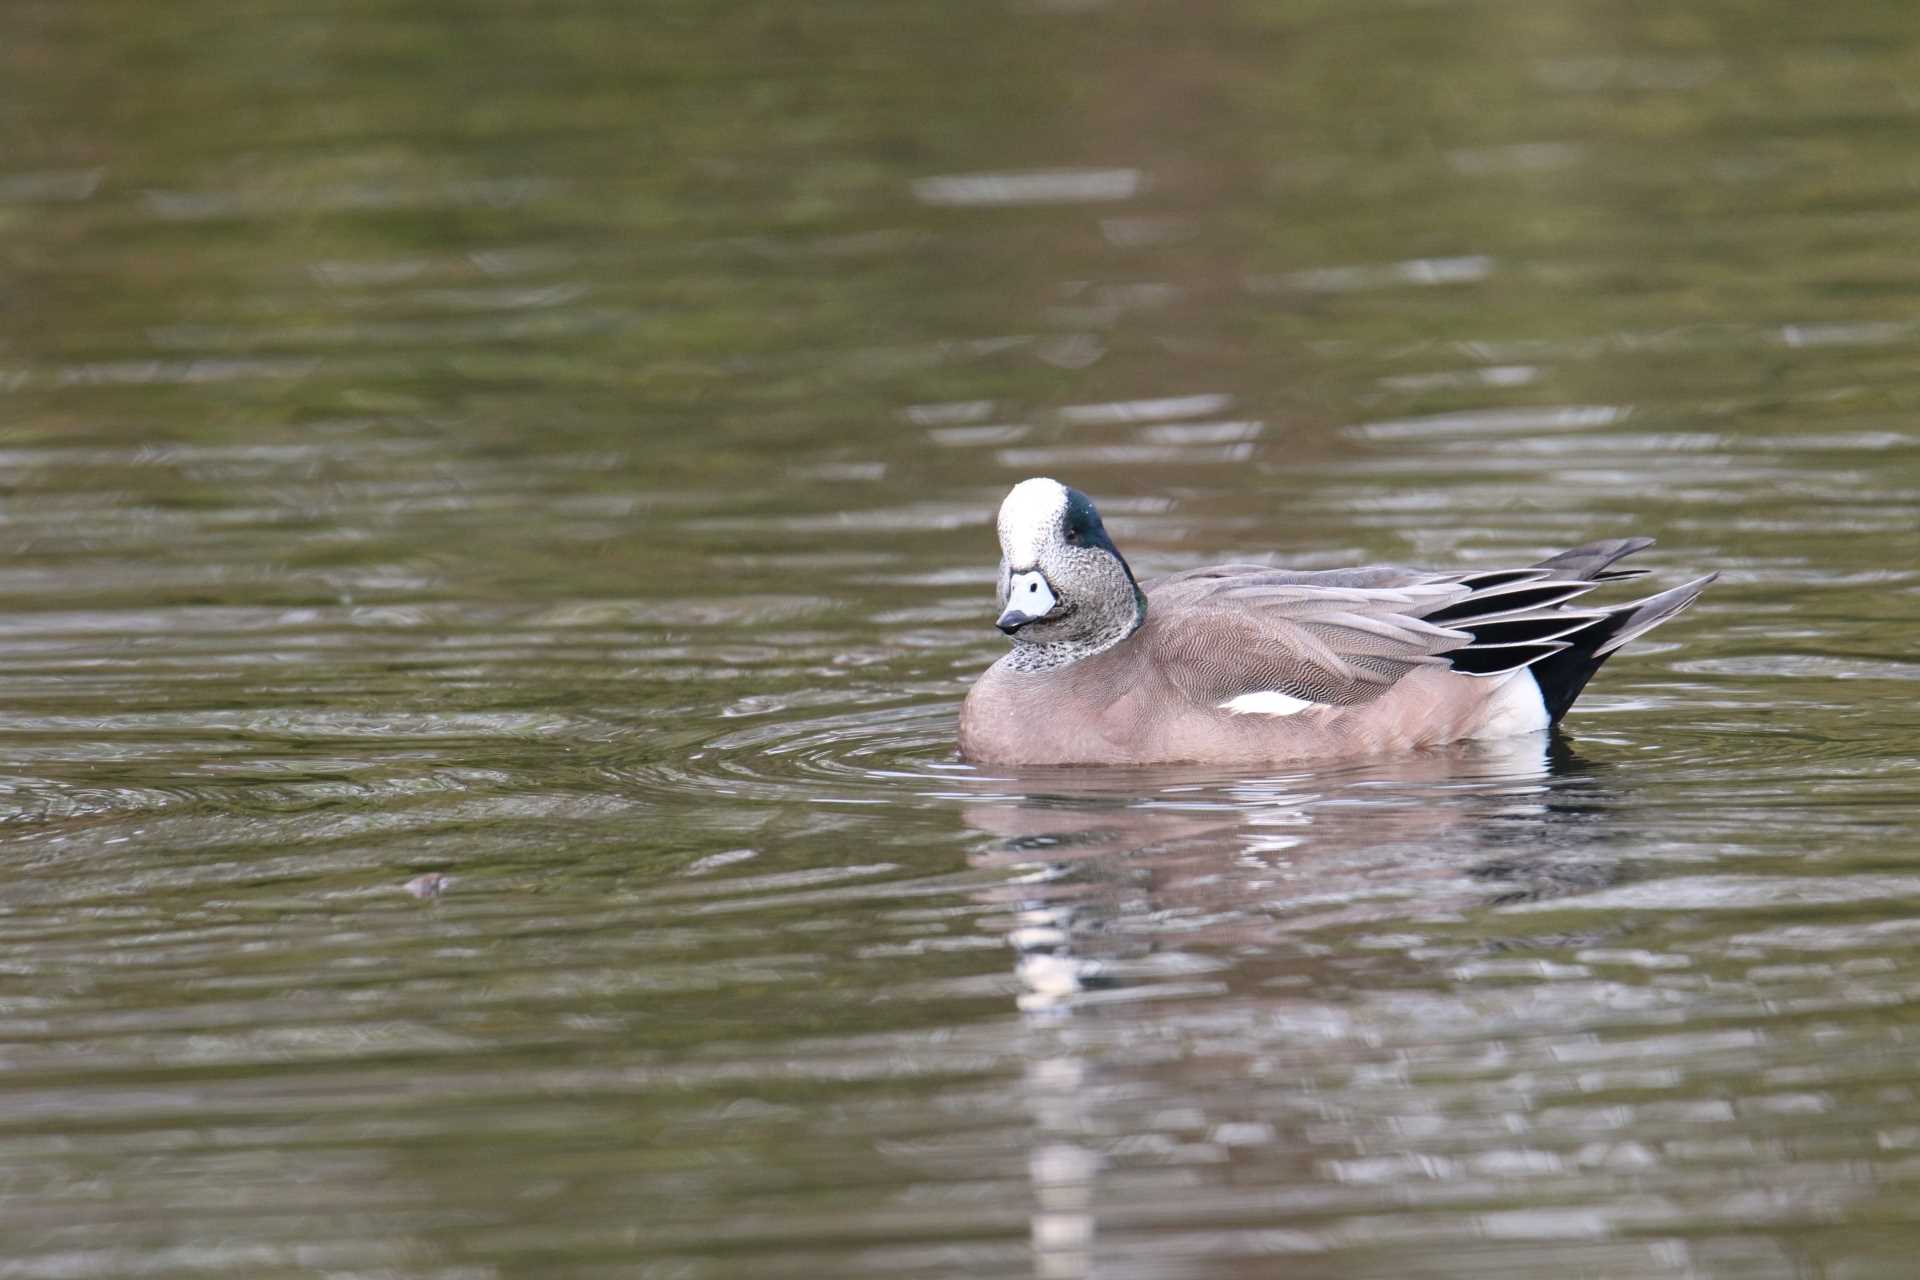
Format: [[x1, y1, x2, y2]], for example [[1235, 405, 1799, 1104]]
[[1219, 691, 1318, 716]]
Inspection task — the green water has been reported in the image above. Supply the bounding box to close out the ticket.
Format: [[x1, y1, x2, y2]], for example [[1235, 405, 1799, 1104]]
[[3, 1, 1919, 1276]]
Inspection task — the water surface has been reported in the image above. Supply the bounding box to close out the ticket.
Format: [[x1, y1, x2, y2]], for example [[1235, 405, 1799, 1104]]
[[3, 0, 1919, 1276]]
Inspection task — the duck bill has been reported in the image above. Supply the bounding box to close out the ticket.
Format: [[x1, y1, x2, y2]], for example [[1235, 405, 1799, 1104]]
[[995, 607, 1038, 635], [998, 570, 1058, 635]]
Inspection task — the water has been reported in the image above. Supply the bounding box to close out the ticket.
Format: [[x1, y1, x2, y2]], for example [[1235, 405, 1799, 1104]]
[[4, 0, 1919, 1276]]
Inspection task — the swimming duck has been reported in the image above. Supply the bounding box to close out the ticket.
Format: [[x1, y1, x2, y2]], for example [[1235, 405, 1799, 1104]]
[[958, 477, 1715, 766]]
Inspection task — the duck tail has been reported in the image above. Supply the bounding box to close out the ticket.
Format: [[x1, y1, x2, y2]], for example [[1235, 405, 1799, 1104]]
[[1527, 572, 1718, 724], [1529, 536, 1656, 582]]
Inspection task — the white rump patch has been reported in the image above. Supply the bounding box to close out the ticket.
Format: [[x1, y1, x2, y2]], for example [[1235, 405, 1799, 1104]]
[[1220, 691, 1317, 717], [1470, 671, 1550, 739], [997, 477, 1070, 567]]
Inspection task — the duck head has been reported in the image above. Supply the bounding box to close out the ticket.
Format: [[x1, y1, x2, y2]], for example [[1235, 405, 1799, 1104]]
[[992, 477, 1145, 651]]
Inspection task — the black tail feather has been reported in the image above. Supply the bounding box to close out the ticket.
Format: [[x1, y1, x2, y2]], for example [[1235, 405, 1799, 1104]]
[[1423, 535, 1714, 724], [1446, 640, 1570, 677], [1527, 574, 1718, 724], [1452, 568, 1553, 591], [1531, 537, 1655, 580], [1425, 580, 1595, 624], [1460, 613, 1604, 648]]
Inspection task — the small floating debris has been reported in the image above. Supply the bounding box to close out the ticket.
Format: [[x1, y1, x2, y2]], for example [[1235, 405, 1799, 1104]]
[[403, 872, 452, 899]]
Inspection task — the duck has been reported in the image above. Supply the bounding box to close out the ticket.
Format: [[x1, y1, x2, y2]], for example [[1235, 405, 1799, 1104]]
[[957, 477, 1715, 766]]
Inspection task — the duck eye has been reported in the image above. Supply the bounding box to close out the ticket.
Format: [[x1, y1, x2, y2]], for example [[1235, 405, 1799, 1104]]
[[1064, 527, 1081, 545]]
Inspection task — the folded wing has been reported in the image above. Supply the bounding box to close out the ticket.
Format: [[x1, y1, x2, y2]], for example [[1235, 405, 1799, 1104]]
[[1145, 539, 1710, 716]]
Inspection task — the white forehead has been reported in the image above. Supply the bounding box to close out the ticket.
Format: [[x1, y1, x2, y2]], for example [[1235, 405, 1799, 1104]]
[[996, 477, 1069, 566]]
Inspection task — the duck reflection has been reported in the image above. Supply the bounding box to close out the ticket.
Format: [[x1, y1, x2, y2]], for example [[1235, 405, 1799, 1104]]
[[968, 733, 1622, 1013], [961, 734, 1625, 1279]]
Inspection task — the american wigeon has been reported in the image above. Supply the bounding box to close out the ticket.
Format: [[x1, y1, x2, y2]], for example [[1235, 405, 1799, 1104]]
[[958, 477, 1715, 766]]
